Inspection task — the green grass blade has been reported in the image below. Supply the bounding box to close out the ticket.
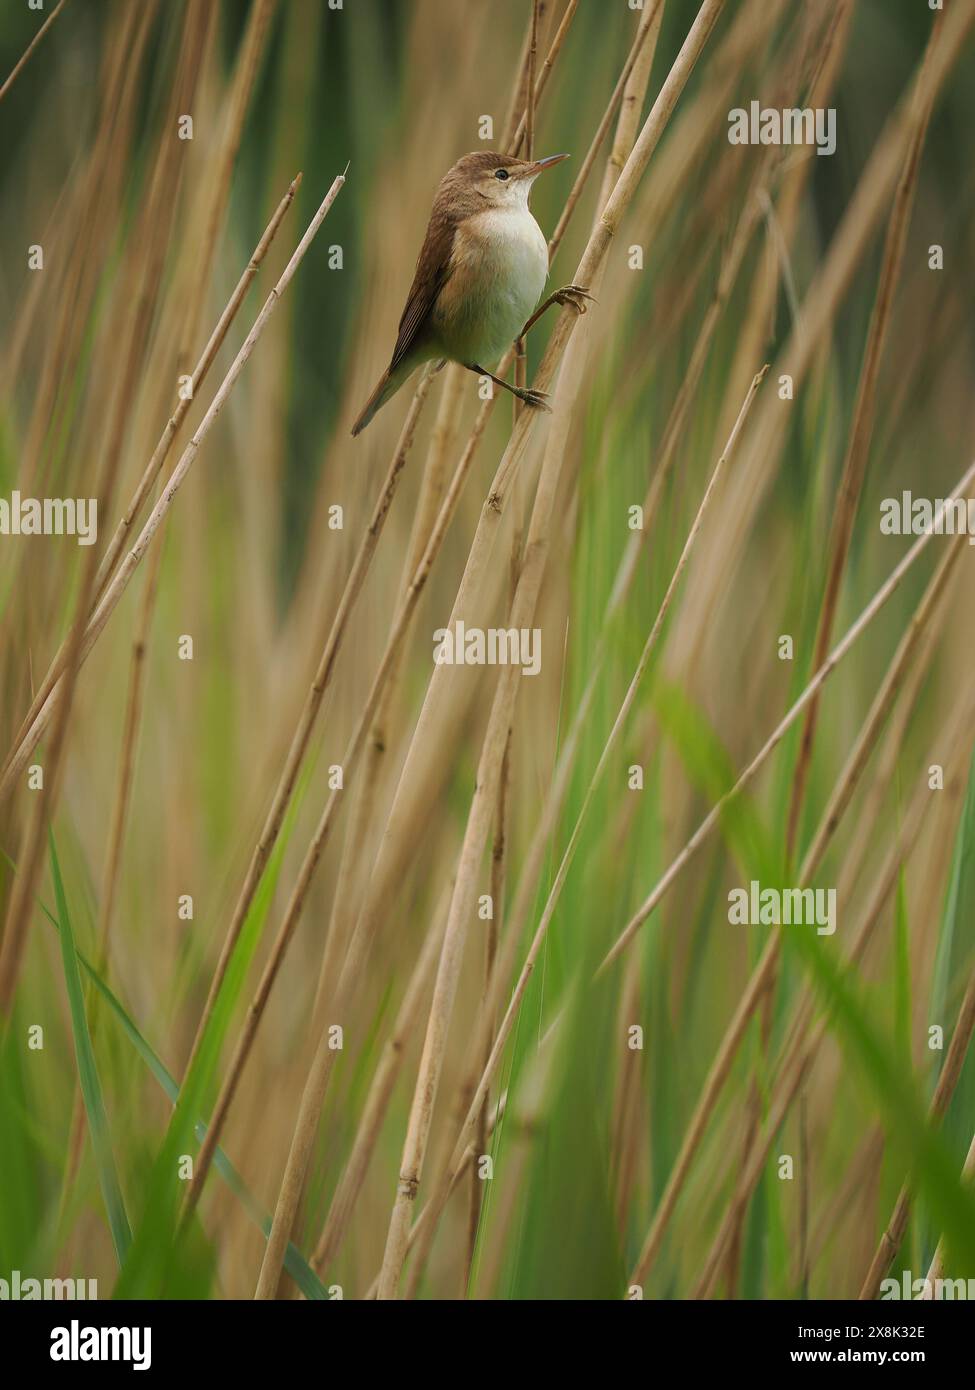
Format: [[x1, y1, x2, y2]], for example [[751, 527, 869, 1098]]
[[894, 866, 911, 1069], [930, 746, 975, 1070], [83, 951, 329, 1301], [782, 921, 975, 1275], [49, 830, 132, 1264], [114, 775, 306, 1298], [3, 844, 328, 1298]]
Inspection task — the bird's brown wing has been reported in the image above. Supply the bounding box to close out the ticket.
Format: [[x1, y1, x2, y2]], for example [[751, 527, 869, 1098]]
[[388, 206, 457, 373]]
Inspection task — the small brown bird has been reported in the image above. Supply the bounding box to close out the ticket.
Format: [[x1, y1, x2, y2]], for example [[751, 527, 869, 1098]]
[[351, 150, 592, 436]]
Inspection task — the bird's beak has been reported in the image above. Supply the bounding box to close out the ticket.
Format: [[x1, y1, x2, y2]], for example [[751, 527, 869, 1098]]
[[521, 153, 569, 178]]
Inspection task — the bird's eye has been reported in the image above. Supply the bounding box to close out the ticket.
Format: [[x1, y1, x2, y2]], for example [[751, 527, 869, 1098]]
[[494, 169, 509, 181]]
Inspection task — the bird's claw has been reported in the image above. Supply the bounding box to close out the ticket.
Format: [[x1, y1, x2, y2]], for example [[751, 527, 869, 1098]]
[[522, 388, 551, 412], [554, 284, 596, 315]]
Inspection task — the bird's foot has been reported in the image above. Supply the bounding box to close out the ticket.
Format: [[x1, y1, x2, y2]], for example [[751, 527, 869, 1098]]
[[552, 284, 596, 315], [519, 387, 551, 412]]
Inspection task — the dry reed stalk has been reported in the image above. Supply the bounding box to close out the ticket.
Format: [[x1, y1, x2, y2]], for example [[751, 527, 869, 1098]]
[[541, 15, 664, 1250], [725, 550, 962, 1286], [398, 39, 766, 1104], [98, 541, 163, 960], [61, 526, 166, 1198], [715, 29, 831, 1152], [311, 372, 466, 1023], [460, 0, 572, 1281], [394, 980, 565, 1299], [516, 364, 770, 1014], [727, 19, 937, 1244], [375, 3, 728, 1301], [838, 619, 946, 878], [187, 0, 589, 1221], [310, 0, 571, 1023], [797, 1091, 810, 1293], [1, 17, 153, 907], [255, 0, 729, 1302], [462, 441, 524, 1284], [499, 4, 536, 153], [696, 691, 975, 1296], [352, 6, 728, 1185], [783, 9, 944, 861], [189, 0, 584, 1151], [669, 0, 970, 683], [475, 158, 759, 1062], [398, 363, 764, 1286], [524, 0, 540, 165], [403, 1019, 563, 1300], [920, 1130, 975, 1295], [90, 0, 280, 965], [624, 508, 975, 1288], [690, 719, 967, 1298], [89, 0, 282, 967], [858, 965, 975, 1299], [361, 1094, 509, 1300], [185, 382, 503, 1229], [307, 894, 448, 1278], [508, 0, 579, 156], [242, 400, 505, 1292], [188, 0, 649, 1247], [603, 464, 975, 976], [183, 366, 433, 1080], [465, 735, 509, 1281], [0, 173, 343, 820], [195, 0, 279, 294], [478, 208, 762, 1061], [547, 0, 663, 254], [508, 0, 541, 425], [315, 3, 657, 946], [611, 952, 646, 1228], [0, 4, 217, 1011], [0, 0, 175, 748], [1, 401, 119, 1013], [1, 0, 154, 490], [810, 1127, 886, 1272], [466, 510, 520, 1285], [0, 0, 70, 103], [477, 0, 545, 1233], [61, 0, 280, 1176], [0, 172, 301, 792]]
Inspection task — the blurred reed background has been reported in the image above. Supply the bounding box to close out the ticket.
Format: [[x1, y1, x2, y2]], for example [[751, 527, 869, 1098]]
[[1, 0, 975, 1300]]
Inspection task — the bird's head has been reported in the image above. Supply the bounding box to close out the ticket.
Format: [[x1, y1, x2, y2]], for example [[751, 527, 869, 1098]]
[[444, 150, 569, 211]]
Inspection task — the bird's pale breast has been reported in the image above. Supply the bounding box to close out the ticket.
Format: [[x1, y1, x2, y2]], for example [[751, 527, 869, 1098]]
[[432, 206, 548, 366]]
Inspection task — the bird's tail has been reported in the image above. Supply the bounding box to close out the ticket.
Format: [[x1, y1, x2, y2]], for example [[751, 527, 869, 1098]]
[[350, 360, 413, 436]]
